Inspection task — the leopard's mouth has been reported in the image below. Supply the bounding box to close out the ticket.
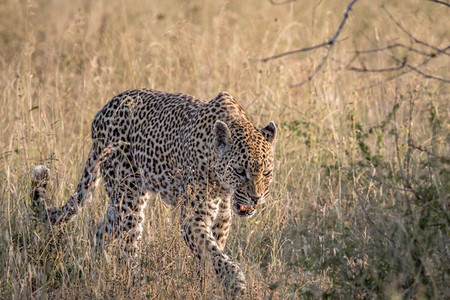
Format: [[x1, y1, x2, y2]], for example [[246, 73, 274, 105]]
[[232, 202, 256, 218]]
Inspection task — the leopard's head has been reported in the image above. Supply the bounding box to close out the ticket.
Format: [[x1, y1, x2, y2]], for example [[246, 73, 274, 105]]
[[213, 119, 277, 218]]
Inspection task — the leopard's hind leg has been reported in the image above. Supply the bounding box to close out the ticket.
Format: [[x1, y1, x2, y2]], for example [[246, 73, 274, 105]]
[[95, 143, 148, 256]]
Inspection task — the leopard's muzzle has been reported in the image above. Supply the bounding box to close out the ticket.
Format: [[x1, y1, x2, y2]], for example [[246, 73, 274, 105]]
[[232, 190, 261, 218]]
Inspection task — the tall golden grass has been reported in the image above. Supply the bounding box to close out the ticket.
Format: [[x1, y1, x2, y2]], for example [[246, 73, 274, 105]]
[[1, 0, 448, 298]]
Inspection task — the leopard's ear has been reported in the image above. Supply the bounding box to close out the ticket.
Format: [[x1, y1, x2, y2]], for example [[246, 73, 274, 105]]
[[214, 120, 231, 154], [261, 121, 277, 143]]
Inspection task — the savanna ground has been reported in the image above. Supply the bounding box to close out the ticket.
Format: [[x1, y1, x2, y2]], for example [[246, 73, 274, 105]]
[[1, 0, 449, 299]]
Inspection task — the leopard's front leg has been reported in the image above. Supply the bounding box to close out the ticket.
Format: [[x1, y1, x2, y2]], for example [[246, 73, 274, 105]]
[[212, 196, 232, 250], [182, 213, 245, 298]]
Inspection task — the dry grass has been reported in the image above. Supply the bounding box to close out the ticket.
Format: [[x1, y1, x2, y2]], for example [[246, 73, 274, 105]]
[[1, 0, 449, 299]]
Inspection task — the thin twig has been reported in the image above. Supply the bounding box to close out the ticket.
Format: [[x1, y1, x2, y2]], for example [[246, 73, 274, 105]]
[[345, 6, 450, 81], [382, 6, 449, 56], [427, 0, 450, 8], [405, 63, 450, 83], [353, 43, 434, 57], [353, 41, 450, 89], [328, 0, 359, 45], [389, 55, 450, 83], [345, 4, 450, 85], [362, 45, 450, 89], [262, 0, 359, 62], [261, 42, 329, 62], [347, 57, 407, 72], [263, 0, 449, 87]]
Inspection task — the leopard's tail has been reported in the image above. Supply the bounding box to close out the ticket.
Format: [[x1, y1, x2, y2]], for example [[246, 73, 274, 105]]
[[31, 147, 101, 226]]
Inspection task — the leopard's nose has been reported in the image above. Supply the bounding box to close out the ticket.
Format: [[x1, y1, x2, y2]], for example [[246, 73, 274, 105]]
[[250, 194, 262, 205]]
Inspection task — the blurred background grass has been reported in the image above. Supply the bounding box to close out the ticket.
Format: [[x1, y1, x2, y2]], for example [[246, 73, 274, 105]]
[[0, 0, 449, 298]]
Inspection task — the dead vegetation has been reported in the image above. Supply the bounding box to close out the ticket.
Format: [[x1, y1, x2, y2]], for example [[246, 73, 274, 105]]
[[1, 0, 448, 298]]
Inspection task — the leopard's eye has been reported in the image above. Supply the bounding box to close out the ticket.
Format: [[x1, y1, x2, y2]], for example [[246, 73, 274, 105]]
[[233, 167, 246, 177], [263, 170, 272, 177]]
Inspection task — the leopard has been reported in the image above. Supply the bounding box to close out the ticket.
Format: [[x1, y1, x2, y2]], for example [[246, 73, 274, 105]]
[[30, 89, 277, 297]]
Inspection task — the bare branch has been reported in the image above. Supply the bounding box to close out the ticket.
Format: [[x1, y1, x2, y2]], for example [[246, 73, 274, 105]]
[[347, 57, 407, 72], [328, 0, 359, 45], [262, 0, 448, 87], [382, 6, 449, 56], [353, 43, 434, 57], [387, 55, 450, 83], [383, 45, 450, 82], [261, 42, 329, 62], [350, 40, 450, 87], [347, 65, 405, 73], [262, 0, 359, 62], [357, 45, 450, 90], [405, 63, 450, 83], [427, 0, 450, 8], [268, 0, 297, 5]]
